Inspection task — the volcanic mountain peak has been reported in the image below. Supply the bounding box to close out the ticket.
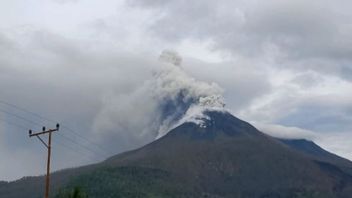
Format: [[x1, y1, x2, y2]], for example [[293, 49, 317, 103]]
[[176, 106, 224, 127], [3, 109, 352, 198], [156, 97, 226, 138], [168, 110, 262, 140]]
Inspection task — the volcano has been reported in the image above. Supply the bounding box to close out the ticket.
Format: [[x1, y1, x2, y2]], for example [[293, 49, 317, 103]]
[[1, 111, 352, 198]]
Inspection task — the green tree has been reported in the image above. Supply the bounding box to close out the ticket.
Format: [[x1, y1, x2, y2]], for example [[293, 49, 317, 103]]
[[55, 186, 88, 198]]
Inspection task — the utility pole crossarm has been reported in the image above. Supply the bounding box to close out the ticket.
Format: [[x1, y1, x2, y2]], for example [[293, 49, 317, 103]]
[[28, 123, 59, 198], [29, 128, 58, 137]]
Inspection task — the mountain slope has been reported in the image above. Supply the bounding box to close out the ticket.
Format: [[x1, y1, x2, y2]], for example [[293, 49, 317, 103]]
[[2, 111, 352, 198], [99, 111, 352, 197], [278, 139, 352, 168]]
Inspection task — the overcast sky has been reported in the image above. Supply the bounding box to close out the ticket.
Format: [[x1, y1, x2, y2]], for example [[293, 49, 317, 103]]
[[1, 0, 352, 181]]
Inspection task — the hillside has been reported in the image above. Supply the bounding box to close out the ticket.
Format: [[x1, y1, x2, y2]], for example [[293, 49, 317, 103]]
[[2, 111, 352, 198], [278, 139, 352, 170]]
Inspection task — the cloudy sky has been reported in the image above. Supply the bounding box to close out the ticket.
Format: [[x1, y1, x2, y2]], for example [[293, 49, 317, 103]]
[[1, 0, 352, 181]]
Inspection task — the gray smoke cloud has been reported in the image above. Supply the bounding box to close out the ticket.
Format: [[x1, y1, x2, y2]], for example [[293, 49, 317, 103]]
[[92, 50, 224, 149], [159, 50, 183, 66]]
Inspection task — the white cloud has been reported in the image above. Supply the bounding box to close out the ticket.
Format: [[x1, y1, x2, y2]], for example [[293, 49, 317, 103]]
[[254, 122, 318, 140], [254, 122, 352, 161], [132, 0, 352, 78], [1, 0, 352, 181]]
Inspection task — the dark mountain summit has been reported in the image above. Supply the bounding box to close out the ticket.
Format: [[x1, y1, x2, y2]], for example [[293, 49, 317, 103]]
[[1, 111, 352, 198], [102, 111, 352, 197]]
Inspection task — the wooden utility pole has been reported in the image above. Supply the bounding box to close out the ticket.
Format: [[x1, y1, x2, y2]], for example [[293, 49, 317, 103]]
[[29, 123, 59, 198]]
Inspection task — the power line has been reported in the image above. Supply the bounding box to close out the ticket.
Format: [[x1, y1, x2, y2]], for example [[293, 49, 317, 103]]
[[0, 107, 111, 160], [53, 136, 99, 162], [0, 117, 100, 175], [0, 118, 28, 130], [0, 100, 115, 156], [61, 125, 114, 156], [0, 100, 55, 123], [56, 132, 109, 159], [0, 108, 43, 127]]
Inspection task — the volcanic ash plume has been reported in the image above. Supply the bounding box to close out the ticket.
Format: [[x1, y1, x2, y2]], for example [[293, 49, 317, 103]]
[[153, 50, 225, 137], [93, 50, 226, 148], [159, 49, 183, 66]]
